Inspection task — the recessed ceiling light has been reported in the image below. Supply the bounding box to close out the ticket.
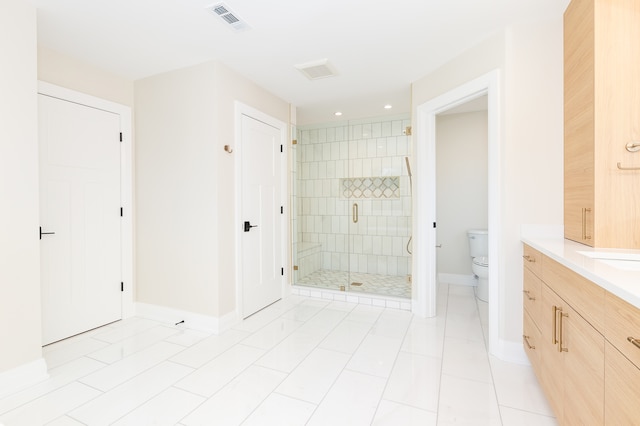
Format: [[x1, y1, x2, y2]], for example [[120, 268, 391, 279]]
[[334, 112, 343, 116], [384, 104, 393, 109]]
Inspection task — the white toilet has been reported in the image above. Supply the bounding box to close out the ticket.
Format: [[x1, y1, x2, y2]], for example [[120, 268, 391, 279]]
[[467, 229, 489, 302]]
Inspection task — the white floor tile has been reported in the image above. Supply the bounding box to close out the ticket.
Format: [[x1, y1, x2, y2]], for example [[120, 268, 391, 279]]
[[306, 370, 387, 426], [241, 393, 316, 426], [87, 325, 179, 364], [344, 304, 384, 324], [163, 328, 210, 347], [319, 319, 372, 354], [444, 311, 485, 342], [276, 348, 350, 404], [181, 365, 286, 426], [45, 415, 86, 425], [68, 361, 193, 426], [240, 317, 304, 350], [500, 406, 558, 426], [175, 344, 264, 397], [79, 341, 185, 391], [255, 330, 326, 373], [111, 387, 205, 426], [372, 400, 437, 426], [441, 336, 492, 383], [383, 351, 441, 412], [346, 333, 403, 378], [91, 318, 160, 344], [280, 302, 323, 322], [0, 357, 105, 415], [170, 329, 250, 369], [0, 382, 101, 426], [400, 316, 446, 358], [437, 374, 501, 425], [43, 337, 109, 369]]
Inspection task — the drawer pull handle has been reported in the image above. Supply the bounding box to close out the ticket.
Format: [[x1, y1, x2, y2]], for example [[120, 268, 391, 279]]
[[523, 290, 536, 301], [581, 208, 592, 240], [627, 337, 640, 350], [522, 255, 535, 263], [558, 311, 569, 353], [523, 335, 535, 350], [552, 306, 559, 345]]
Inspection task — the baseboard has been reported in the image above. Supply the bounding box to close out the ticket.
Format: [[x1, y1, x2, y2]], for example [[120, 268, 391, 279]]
[[494, 338, 529, 365], [437, 273, 477, 287], [135, 303, 239, 335], [0, 358, 49, 400]]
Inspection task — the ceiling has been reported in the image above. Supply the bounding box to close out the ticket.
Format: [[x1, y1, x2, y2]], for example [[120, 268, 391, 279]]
[[28, 0, 568, 125]]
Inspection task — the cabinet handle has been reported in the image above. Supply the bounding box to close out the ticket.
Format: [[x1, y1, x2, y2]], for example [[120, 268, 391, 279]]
[[523, 255, 535, 263], [523, 335, 536, 350], [627, 336, 640, 350], [523, 290, 536, 301], [558, 311, 569, 353], [581, 208, 592, 240], [552, 306, 559, 345], [617, 162, 640, 171]]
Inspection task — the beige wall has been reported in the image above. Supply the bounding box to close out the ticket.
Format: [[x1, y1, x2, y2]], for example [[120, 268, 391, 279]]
[[0, 0, 42, 374], [38, 47, 134, 107], [135, 61, 289, 318], [436, 111, 489, 275], [413, 17, 564, 345]]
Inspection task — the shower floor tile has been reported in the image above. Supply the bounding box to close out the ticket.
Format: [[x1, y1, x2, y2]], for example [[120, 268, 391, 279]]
[[296, 269, 411, 298]]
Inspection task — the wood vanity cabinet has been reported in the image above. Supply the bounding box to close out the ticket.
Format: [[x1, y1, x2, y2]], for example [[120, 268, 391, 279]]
[[564, 0, 640, 248]]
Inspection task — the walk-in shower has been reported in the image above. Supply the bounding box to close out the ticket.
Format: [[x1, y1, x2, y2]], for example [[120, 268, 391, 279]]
[[291, 115, 412, 298]]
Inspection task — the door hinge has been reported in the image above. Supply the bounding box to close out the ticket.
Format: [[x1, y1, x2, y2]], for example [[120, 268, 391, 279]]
[[120, 207, 123, 217], [121, 282, 124, 292], [280, 206, 284, 214], [119, 132, 123, 142], [292, 139, 298, 145], [281, 267, 284, 276]]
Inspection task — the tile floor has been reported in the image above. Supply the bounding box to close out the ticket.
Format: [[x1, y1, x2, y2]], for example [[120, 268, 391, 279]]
[[297, 269, 411, 298], [0, 284, 556, 426]]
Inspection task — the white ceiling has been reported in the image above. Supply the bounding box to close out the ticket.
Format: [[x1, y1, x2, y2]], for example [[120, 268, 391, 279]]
[[28, 0, 568, 125]]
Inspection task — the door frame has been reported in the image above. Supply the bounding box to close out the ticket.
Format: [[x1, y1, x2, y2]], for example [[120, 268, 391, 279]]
[[414, 70, 501, 356], [234, 102, 289, 319], [38, 81, 134, 320]]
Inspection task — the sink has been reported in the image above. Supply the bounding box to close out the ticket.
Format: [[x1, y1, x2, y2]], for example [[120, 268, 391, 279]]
[[577, 251, 640, 271]]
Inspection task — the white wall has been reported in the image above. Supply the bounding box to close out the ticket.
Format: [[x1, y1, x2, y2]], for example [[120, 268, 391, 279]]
[[135, 61, 289, 319], [0, 0, 42, 374], [413, 17, 564, 348], [436, 111, 488, 276]]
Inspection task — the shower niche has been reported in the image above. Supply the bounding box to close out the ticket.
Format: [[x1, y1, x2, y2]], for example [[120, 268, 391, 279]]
[[291, 115, 412, 298]]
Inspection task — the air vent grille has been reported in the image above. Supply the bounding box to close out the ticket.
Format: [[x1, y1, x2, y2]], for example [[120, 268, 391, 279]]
[[295, 59, 338, 80], [208, 2, 250, 31]]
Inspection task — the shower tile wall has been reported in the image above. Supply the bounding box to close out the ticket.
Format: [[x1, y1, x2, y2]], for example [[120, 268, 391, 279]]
[[295, 116, 412, 280]]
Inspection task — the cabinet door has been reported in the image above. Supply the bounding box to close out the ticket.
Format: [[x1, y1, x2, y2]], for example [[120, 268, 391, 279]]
[[562, 305, 604, 425], [523, 310, 542, 376], [605, 342, 640, 423], [539, 284, 565, 420]]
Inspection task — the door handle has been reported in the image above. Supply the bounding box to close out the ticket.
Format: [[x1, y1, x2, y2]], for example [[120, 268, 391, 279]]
[[352, 203, 358, 223], [244, 221, 258, 232], [39, 226, 56, 240]]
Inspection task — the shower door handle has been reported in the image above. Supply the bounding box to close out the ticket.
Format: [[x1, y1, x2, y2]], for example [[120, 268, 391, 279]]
[[352, 203, 358, 223]]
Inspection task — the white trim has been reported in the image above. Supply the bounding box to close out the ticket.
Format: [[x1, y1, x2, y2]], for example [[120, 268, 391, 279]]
[[234, 102, 289, 320], [0, 358, 49, 400], [415, 70, 502, 358], [497, 338, 530, 365], [438, 273, 477, 287], [291, 285, 412, 311], [36, 82, 135, 322], [135, 303, 239, 334]]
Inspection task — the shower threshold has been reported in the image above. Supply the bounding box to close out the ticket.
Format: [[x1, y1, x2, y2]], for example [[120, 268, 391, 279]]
[[296, 269, 411, 298]]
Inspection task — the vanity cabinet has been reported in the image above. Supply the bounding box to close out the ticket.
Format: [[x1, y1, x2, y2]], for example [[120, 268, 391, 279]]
[[523, 243, 640, 423], [564, 0, 640, 248]]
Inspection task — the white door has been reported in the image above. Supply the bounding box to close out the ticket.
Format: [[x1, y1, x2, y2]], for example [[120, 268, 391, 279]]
[[39, 94, 122, 345], [241, 114, 283, 318]]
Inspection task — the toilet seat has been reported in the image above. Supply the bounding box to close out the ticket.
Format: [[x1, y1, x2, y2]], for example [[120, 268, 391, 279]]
[[473, 256, 489, 267]]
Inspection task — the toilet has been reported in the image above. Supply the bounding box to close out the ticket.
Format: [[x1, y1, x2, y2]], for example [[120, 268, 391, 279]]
[[467, 229, 489, 302]]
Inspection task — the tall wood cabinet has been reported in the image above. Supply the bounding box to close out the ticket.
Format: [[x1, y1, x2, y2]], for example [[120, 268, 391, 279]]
[[564, 0, 640, 248]]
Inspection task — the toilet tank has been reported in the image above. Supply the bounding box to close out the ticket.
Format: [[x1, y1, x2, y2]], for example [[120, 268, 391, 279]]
[[467, 229, 488, 258]]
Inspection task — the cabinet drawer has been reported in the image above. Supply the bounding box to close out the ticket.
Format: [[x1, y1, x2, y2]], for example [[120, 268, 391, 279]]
[[605, 342, 640, 423], [605, 291, 640, 369], [523, 310, 541, 375], [542, 256, 605, 333], [522, 244, 543, 277], [523, 267, 542, 328]]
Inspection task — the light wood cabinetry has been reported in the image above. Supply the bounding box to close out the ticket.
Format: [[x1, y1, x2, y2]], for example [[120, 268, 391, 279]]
[[564, 0, 640, 248], [604, 342, 640, 423]]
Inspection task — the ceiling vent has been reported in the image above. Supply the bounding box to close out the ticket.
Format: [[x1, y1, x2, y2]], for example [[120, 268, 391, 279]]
[[208, 2, 250, 32], [295, 59, 338, 80]]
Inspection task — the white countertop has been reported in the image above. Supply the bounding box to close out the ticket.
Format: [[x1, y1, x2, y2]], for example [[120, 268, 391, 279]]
[[521, 236, 640, 309]]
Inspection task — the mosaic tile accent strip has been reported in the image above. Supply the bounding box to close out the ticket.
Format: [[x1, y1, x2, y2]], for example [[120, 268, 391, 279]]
[[341, 176, 400, 199]]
